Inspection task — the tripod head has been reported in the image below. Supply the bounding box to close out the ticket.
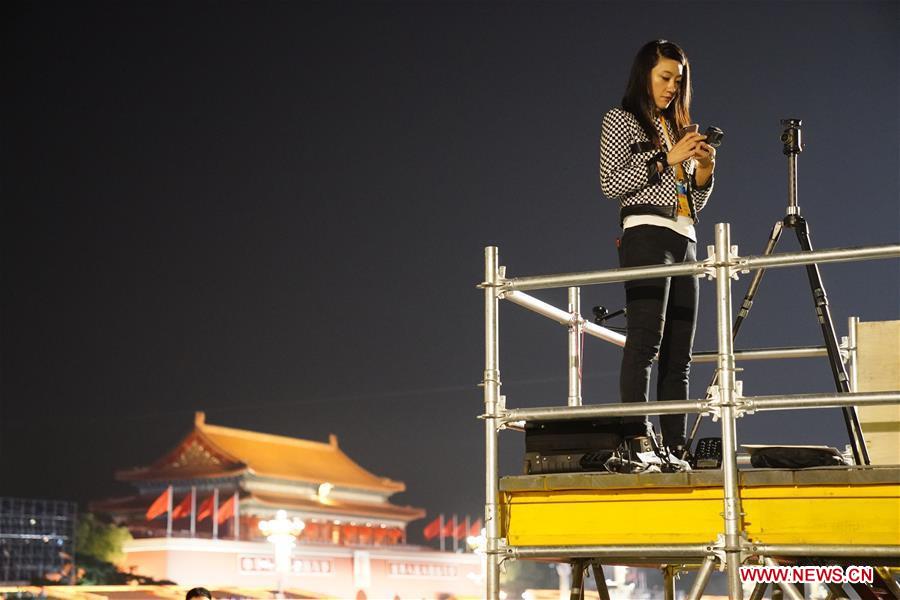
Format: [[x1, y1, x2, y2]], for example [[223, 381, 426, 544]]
[[780, 119, 803, 156], [592, 305, 625, 325]]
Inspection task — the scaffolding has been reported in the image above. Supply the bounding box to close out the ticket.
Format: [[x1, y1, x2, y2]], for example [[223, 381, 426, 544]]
[[480, 223, 900, 599]]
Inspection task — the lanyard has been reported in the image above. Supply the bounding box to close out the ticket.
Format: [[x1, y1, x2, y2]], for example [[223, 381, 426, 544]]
[[659, 117, 687, 183], [660, 116, 693, 218]]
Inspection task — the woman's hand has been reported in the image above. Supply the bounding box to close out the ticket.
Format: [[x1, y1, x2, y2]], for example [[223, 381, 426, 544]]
[[667, 132, 706, 166], [694, 142, 716, 169]]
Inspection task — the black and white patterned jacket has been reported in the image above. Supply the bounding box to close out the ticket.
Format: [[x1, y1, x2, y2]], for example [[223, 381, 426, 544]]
[[599, 107, 714, 225]]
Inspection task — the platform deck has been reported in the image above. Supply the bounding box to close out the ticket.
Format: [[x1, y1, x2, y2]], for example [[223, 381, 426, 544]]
[[500, 466, 900, 548]]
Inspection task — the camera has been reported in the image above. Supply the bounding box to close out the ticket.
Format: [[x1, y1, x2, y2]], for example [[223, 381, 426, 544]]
[[703, 126, 724, 148]]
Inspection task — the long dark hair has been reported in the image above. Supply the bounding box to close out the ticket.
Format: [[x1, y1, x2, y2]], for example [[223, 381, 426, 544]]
[[621, 40, 692, 148]]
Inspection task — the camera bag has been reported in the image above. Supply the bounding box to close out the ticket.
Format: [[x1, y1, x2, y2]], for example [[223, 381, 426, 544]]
[[523, 417, 626, 475]]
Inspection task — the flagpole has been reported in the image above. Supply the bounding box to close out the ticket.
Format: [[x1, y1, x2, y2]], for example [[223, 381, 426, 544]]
[[452, 515, 458, 552], [439, 513, 445, 552], [165, 485, 173, 538], [465, 515, 470, 552], [212, 489, 219, 540], [233, 491, 240, 540], [190, 486, 196, 537]]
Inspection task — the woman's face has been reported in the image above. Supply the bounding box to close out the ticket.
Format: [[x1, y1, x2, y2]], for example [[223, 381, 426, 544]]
[[650, 57, 684, 112]]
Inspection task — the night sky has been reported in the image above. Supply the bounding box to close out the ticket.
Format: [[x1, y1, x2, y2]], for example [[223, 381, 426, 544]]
[[2, 1, 898, 544]]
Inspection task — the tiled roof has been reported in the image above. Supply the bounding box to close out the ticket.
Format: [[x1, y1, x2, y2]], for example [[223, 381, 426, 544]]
[[117, 412, 405, 494]]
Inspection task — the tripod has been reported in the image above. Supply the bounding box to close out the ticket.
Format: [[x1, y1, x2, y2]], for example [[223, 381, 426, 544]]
[[685, 119, 870, 466]]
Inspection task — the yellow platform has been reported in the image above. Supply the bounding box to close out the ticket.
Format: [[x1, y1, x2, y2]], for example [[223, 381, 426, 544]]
[[500, 466, 900, 548]]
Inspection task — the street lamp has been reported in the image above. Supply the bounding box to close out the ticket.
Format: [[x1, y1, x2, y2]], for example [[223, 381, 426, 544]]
[[258, 509, 305, 598]]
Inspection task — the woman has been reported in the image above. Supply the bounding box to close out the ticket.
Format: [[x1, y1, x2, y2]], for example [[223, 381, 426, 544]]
[[599, 40, 716, 463]]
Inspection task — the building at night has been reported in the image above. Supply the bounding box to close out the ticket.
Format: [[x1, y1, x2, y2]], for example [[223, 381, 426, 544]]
[[92, 412, 481, 598], [0, 497, 76, 584]]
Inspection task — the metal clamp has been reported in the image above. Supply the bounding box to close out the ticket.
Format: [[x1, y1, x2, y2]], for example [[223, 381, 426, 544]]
[[488, 537, 507, 556], [705, 244, 744, 280], [707, 535, 728, 570], [707, 382, 752, 419], [707, 534, 753, 569], [732, 381, 752, 418], [838, 335, 852, 364], [738, 398, 757, 417], [479, 395, 507, 423], [705, 385, 722, 421], [478, 265, 508, 290], [702, 247, 717, 280]]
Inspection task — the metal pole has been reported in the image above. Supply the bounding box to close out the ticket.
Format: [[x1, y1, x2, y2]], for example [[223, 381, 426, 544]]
[[824, 582, 849, 599], [692, 345, 828, 363], [507, 261, 706, 291], [501, 390, 898, 425], [847, 316, 859, 393], [750, 544, 900, 557], [483, 246, 502, 600], [745, 390, 900, 412], [509, 544, 711, 559], [787, 153, 799, 216], [452, 515, 459, 552], [212, 488, 219, 540], [502, 243, 900, 292], [875, 566, 900, 597], [570, 560, 585, 599], [748, 582, 768, 600], [503, 399, 709, 423], [663, 566, 676, 600], [233, 491, 240, 540], [686, 556, 717, 600], [568, 287, 582, 407], [502, 290, 625, 346], [764, 558, 804, 600], [742, 243, 900, 271], [190, 486, 196, 537], [591, 561, 612, 600], [166, 485, 173, 538], [714, 223, 744, 600]]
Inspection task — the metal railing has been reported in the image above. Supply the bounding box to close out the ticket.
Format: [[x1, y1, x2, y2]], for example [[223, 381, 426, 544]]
[[480, 223, 900, 599]]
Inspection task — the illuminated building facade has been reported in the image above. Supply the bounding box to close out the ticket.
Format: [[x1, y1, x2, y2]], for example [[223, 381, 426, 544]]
[[92, 412, 480, 598]]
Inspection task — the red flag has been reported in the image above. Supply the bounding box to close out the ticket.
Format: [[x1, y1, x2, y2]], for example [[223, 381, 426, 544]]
[[197, 494, 215, 522], [422, 516, 441, 540], [171, 494, 192, 519], [469, 518, 483, 537], [145, 487, 171, 520], [454, 520, 468, 540], [216, 494, 236, 524], [441, 516, 456, 537]]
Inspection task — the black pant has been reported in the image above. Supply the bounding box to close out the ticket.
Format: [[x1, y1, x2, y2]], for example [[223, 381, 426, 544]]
[[618, 225, 698, 448]]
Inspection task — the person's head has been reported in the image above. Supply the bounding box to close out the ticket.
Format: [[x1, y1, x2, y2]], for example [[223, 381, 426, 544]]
[[186, 588, 212, 600], [621, 40, 693, 146]]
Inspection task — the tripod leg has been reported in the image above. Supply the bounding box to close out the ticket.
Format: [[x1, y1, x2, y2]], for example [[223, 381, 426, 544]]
[[570, 559, 586, 600], [824, 581, 850, 599], [748, 581, 768, 600], [791, 216, 870, 465], [590, 560, 611, 600], [685, 220, 784, 454]]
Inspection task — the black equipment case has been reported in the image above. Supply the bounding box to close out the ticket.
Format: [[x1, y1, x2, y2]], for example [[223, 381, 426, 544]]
[[524, 418, 625, 475]]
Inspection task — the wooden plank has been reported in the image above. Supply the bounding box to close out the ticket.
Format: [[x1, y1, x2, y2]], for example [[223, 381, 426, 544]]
[[857, 320, 900, 464]]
